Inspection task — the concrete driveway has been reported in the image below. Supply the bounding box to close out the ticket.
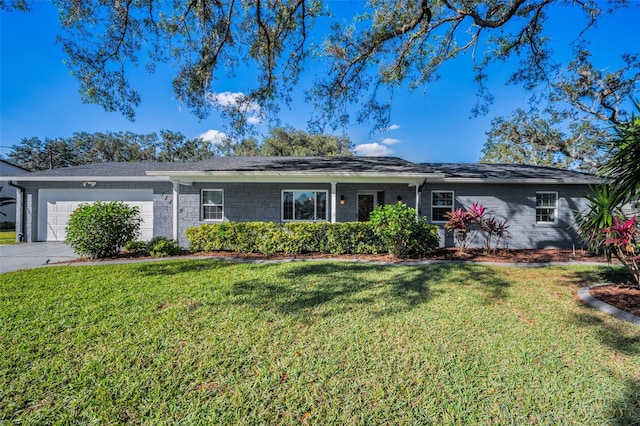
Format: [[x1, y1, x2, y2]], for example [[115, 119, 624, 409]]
[[0, 242, 79, 273]]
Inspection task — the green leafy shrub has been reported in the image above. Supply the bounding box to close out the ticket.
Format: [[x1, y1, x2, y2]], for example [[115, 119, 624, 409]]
[[124, 240, 147, 253], [124, 237, 182, 257], [369, 204, 439, 258], [65, 201, 142, 258], [0, 221, 15, 231], [325, 222, 385, 254], [147, 236, 182, 257], [186, 221, 386, 255]]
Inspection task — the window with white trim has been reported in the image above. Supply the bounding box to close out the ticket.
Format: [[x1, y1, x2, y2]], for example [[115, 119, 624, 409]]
[[282, 190, 328, 221], [202, 189, 224, 221], [536, 192, 557, 223], [431, 191, 454, 222]]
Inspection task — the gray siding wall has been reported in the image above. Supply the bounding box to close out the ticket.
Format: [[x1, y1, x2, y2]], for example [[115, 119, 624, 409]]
[[176, 182, 415, 245], [422, 183, 591, 249], [19, 179, 592, 250]]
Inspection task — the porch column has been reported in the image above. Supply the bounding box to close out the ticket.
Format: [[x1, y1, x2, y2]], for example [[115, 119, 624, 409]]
[[330, 182, 337, 223], [14, 186, 23, 242], [415, 184, 420, 219], [172, 181, 179, 241]]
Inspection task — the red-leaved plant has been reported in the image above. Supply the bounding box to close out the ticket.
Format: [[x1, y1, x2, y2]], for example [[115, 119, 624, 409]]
[[444, 202, 510, 253], [601, 215, 640, 286]]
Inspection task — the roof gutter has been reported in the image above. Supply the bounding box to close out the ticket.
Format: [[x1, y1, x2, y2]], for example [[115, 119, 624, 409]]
[[6, 176, 171, 182], [429, 177, 602, 185]]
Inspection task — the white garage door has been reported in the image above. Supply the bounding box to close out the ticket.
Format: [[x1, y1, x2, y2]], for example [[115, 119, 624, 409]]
[[39, 189, 154, 242]]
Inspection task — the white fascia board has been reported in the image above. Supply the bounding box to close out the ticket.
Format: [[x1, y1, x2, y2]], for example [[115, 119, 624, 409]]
[[8, 175, 171, 182]]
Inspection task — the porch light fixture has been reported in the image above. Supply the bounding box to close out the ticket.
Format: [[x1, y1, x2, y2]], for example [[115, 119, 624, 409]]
[[340, 195, 345, 206], [397, 195, 403, 204]]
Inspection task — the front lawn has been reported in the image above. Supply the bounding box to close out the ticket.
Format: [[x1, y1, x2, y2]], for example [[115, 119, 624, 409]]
[[0, 231, 17, 245], [1, 261, 639, 424]]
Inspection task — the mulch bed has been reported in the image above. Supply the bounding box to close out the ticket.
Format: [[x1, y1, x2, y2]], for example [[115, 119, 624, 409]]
[[589, 284, 640, 317]]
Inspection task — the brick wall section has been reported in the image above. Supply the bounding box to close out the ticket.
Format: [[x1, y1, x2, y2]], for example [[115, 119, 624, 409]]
[[421, 182, 591, 249]]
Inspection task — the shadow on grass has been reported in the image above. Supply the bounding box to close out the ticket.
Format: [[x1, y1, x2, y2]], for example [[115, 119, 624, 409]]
[[225, 262, 513, 317], [572, 310, 640, 356], [609, 378, 640, 426], [566, 268, 640, 356], [567, 267, 635, 288], [129, 258, 241, 276]]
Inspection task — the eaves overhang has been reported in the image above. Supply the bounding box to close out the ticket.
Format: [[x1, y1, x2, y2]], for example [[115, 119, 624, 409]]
[[7, 175, 172, 182], [146, 170, 444, 184]]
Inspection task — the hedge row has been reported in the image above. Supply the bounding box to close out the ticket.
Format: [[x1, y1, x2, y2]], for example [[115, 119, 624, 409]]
[[186, 220, 440, 257], [186, 222, 388, 255]]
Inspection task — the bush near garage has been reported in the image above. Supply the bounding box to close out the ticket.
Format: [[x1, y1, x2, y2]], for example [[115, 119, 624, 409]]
[[65, 201, 142, 258], [124, 236, 182, 258]]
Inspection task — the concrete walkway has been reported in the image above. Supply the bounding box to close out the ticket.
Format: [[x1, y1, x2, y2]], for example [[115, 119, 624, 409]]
[[0, 242, 79, 273]]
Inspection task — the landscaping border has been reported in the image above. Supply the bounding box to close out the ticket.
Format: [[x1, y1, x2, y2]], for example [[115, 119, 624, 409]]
[[577, 284, 640, 325]]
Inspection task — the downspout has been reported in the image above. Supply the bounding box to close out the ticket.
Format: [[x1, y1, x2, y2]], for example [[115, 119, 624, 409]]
[[7, 180, 25, 242]]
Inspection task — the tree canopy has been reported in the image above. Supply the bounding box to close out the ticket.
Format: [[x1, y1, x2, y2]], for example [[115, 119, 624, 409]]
[[2, 0, 634, 133], [260, 127, 353, 156], [480, 50, 640, 171], [7, 128, 353, 170]]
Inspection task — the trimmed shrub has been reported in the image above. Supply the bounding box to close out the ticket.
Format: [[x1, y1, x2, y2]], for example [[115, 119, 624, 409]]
[[184, 219, 433, 257], [65, 201, 142, 258], [185, 221, 387, 255], [369, 204, 439, 257]]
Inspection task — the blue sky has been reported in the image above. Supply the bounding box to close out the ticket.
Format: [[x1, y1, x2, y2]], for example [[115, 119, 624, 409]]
[[1, 1, 638, 163]]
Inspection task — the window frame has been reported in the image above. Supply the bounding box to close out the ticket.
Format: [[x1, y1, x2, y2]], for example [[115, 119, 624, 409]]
[[535, 191, 558, 224], [431, 190, 455, 223], [201, 189, 224, 221], [281, 189, 329, 222]]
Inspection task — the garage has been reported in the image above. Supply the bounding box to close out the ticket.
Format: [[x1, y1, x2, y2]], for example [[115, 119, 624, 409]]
[[38, 189, 154, 242]]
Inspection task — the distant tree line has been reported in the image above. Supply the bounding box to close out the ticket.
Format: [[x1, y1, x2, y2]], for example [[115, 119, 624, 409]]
[[6, 127, 353, 171]]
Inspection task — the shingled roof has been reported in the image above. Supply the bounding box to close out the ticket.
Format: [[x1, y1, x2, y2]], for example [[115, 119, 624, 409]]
[[420, 163, 600, 183], [7, 157, 600, 184]]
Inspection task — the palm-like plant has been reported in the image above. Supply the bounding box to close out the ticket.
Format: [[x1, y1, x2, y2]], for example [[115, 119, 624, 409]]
[[575, 184, 627, 255], [600, 100, 640, 203]]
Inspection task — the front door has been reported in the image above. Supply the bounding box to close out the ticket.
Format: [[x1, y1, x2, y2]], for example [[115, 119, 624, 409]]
[[357, 193, 377, 221]]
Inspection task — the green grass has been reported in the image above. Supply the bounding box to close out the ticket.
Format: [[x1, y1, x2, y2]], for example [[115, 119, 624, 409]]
[[0, 231, 17, 245], [1, 260, 639, 424]]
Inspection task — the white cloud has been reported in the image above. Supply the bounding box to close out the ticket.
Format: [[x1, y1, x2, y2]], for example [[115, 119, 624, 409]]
[[246, 115, 262, 125], [206, 91, 262, 124], [381, 137, 401, 145], [355, 143, 393, 156], [198, 129, 228, 144], [388, 124, 400, 131], [207, 91, 260, 112]]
